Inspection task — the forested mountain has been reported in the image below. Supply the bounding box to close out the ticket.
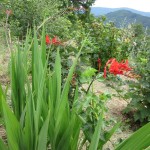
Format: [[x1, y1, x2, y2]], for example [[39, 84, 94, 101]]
[[105, 10, 150, 28], [91, 7, 150, 28], [91, 7, 150, 17]]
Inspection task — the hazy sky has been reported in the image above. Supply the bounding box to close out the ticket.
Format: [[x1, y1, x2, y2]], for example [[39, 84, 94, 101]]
[[93, 0, 150, 12]]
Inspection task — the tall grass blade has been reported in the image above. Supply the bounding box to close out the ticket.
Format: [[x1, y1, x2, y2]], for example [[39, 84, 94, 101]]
[[70, 114, 82, 150], [10, 34, 29, 120], [41, 27, 46, 66], [54, 48, 82, 147], [0, 138, 8, 150], [0, 84, 5, 115], [105, 122, 120, 141], [2, 94, 21, 150], [98, 122, 121, 147], [115, 122, 150, 150], [54, 50, 61, 111], [37, 111, 50, 150], [89, 108, 104, 150], [23, 97, 34, 150]]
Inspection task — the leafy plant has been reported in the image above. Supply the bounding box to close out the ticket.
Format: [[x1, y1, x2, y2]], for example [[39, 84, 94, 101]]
[[78, 67, 121, 149], [115, 122, 150, 150], [68, 15, 133, 74], [4, 0, 72, 39], [0, 28, 107, 150], [124, 27, 150, 123]]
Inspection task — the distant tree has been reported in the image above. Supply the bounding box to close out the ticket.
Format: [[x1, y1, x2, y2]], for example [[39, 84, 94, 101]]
[[132, 24, 144, 37], [58, 0, 96, 11], [70, 0, 96, 7]]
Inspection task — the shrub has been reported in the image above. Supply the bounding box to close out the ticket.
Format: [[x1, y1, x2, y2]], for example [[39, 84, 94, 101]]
[[69, 15, 133, 72], [5, 0, 71, 39], [124, 27, 150, 123]]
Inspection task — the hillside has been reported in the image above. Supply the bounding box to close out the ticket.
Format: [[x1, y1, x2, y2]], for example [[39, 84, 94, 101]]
[[91, 7, 150, 17], [105, 10, 150, 28]]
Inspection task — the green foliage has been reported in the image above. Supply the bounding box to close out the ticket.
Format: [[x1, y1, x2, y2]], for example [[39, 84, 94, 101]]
[[3, 0, 132, 78], [0, 2, 4, 20], [1, 1, 150, 149], [124, 27, 150, 123], [79, 70, 120, 149], [132, 24, 145, 37], [10, 42, 28, 119], [79, 91, 118, 149], [89, 111, 103, 150], [116, 122, 150, 150], [0, 22, 150, 150], [71, 15, 132, 71], [0, 29, 112, 150], [80, 67, 97, 83], [106, 10, 150, 28], [5, 0, 71, 38], [0, 29, 82, 149]]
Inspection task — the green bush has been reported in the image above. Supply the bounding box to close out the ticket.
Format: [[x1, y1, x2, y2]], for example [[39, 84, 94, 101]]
[[69, 15, 133, 72], [124, 27, 150, 123], [5, 0, 71, 39]]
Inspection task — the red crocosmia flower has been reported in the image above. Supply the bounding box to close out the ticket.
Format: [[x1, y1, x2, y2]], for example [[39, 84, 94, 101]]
[[119, 60, 132, 72], [103, 58, 132, 78], [52, 36, 61, 45], [45, 35, 51, 45], [46, 35, 61, 45], [109, 59, 123, 75]]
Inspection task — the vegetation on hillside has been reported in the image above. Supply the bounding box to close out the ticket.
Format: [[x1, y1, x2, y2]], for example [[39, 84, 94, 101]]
[[91, 7, 150, 17], [106, 10, 150, 28]]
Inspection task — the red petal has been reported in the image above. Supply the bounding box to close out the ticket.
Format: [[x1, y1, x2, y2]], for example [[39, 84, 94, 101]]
[[103, 58, 115, 78], [52, 36, 61, 45], [46, 35, 51, 45]]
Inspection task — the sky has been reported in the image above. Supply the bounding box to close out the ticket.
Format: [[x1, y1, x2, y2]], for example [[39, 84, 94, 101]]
[[93, 0, 150, 12]]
